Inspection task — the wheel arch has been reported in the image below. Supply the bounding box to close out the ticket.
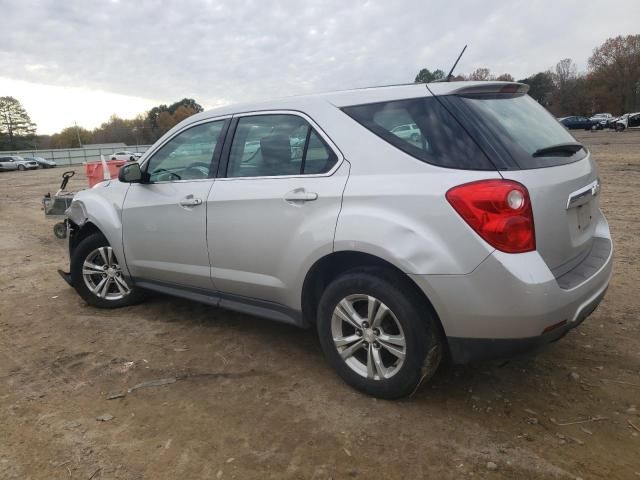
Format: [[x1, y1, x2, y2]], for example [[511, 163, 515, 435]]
[[301, 250, 447, 345], [69, 220, 103, 255]]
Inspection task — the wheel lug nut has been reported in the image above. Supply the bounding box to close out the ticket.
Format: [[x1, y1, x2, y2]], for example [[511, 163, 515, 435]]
[[362, 322, 369, 328], [373, 328, 380, 336], [356, 330, 362, 336]]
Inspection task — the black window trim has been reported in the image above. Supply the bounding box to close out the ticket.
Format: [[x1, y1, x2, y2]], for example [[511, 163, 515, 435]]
[[217, 109, 342, 180]]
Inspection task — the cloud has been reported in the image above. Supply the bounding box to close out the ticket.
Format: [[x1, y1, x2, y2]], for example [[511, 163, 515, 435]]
[[1, 0, 638, 133]]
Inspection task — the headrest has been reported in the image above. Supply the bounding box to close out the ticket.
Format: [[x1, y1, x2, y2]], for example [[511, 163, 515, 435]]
[[260, 134, 291, 164]]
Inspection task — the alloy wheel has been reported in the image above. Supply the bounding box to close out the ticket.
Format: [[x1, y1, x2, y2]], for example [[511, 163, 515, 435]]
[[331, 294, 406, 380], [82, 246, 131, 300]]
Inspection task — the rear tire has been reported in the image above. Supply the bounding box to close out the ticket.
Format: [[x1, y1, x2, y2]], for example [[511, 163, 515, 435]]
[[316, 268, 443, 399], [70, 233, 145, 308]]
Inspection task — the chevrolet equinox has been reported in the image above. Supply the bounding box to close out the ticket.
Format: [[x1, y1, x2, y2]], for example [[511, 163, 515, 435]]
[[60, 82, 613, 399]]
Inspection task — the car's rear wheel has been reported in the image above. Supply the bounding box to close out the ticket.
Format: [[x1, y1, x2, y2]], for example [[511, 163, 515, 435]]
[[70, 233, 144, 308], [317, 269, 443, 399]]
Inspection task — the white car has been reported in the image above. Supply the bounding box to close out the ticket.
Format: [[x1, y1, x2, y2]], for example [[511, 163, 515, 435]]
[[614, 112, 640, 131], [391, 123, 421, 141], [1, 155, 39, 170], [111, 151, 142, 161], [589, 113, 613, 129]]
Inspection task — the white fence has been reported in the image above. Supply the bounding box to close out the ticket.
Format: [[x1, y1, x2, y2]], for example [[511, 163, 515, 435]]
[[0, 145, 153, 166]]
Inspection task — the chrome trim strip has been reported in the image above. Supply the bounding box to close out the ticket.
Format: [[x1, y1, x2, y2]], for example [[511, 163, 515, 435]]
[[567, 179, 600, 210]]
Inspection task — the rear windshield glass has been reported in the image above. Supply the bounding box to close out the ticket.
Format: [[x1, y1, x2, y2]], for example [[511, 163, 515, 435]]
[[342, 97, 495, 170], [456, 93, 586, 168]]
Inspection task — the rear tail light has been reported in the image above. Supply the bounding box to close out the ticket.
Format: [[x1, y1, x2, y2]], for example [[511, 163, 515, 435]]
[[446, 179, 535, 253]]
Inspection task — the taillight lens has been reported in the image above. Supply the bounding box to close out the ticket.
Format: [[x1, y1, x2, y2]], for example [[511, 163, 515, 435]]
[[446, 179, 535, 253]]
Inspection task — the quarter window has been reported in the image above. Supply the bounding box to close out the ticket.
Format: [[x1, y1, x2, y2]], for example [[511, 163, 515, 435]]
[[227, 114, 337, 178], [343, 97, 493, 170], [145, 120, 226, 182]]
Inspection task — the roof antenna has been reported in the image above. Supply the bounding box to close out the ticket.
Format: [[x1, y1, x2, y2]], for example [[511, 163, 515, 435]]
[[446, 45, 468, 82]]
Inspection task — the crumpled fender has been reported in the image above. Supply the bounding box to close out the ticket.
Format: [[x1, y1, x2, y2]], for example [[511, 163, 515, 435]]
[[66, 182, 131, 277]]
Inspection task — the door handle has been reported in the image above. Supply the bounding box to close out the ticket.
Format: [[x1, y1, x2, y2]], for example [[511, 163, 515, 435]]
[[179, 195, 203, 207], [284, 189, 318, 203]]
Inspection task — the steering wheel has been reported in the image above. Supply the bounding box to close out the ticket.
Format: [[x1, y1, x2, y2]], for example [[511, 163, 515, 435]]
[[182, 162, 211, 179], [151, 168, 181, 181]]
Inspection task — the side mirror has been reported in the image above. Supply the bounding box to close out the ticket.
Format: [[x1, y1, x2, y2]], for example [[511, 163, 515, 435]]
[[118, 162, 144, 183]]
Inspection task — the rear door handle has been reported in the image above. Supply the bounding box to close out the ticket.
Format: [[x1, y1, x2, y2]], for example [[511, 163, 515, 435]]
[[284, 189, 318, 203], [179, 195, 203, 207]]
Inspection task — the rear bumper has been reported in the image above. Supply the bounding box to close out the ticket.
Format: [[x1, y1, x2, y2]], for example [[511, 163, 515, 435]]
[[446, 285, 607, 363], [410, 232, 613, 364]]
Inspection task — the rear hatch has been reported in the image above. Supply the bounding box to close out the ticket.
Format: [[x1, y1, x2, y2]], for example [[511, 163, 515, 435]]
[[432, 83, 600, 276]]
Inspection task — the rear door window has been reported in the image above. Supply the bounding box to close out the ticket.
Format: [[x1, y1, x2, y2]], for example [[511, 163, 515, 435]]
[[342, 97, 494, 170], [226, 114, 337, 177]]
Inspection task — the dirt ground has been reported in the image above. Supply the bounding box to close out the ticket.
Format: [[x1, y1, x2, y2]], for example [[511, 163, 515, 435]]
[[0, 130, 639, 480]]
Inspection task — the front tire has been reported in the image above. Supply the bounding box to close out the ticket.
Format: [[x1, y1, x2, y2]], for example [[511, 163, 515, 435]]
[[70, 233, 144, 308], [317, 269, 443, 399], [18, 165, 25, 171]]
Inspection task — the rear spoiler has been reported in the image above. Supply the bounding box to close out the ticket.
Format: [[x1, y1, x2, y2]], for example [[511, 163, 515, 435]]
[[448, 82, 530, 95]]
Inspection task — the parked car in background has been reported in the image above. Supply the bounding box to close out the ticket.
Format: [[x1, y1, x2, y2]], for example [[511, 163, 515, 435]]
[[23, 156, 57, 168], [391, 123, 421, 141], [0, 156, 19, 171], [111, 151, 142, 161], [14, 156, 39, 170], [61, 81, 612, 399], [589, 113, 614, 129], [559, 116, 597, 130], [614, 112, 640, 131]]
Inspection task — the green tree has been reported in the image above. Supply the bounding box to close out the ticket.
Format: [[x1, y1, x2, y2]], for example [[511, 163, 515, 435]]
[[588, 34, 640, 114], [414, 68, 445, 83], [519, 71, 555, 107], [50, 125, 92, 148], [0, 96, 37, 149], [145, 98, 203, 141]]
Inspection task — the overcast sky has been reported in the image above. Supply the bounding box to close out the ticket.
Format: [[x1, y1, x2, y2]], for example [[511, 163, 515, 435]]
[[1, 0, 638, 134]]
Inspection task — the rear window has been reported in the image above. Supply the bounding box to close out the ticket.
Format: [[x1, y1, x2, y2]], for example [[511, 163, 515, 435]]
[[342, 97, 494, 170], [454, 93, 587, 168]]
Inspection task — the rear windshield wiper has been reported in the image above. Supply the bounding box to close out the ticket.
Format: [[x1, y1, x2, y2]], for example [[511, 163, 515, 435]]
[[532, 142, 584, 157]]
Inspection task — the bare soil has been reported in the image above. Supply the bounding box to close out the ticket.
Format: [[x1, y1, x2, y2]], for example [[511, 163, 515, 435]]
[[1, 130, 639, 479]]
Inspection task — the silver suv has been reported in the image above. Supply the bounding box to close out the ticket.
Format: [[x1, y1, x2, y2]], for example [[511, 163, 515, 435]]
[[61, 82, 613, 398]]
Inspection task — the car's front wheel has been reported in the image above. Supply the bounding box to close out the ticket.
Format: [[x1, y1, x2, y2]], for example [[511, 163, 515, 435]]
[[18, 165, 25, 171], [70, 233, 144, 308], [317, 269, 443, 399]]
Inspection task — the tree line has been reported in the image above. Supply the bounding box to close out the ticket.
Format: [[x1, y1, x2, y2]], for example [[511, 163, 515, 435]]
[[415, 34, 640, 118], [0, 97, 204, 150]]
